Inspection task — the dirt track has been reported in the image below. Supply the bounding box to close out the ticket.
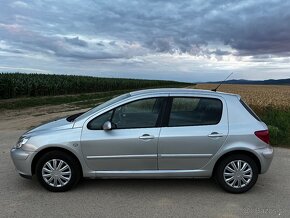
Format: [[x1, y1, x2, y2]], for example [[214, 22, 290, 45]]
[[0, 104, 88, 131]]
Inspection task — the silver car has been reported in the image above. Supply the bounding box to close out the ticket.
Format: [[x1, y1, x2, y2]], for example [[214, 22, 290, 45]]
[[11, 88, 273, 193]]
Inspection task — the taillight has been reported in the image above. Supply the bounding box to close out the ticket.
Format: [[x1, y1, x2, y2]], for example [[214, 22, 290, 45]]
[[255, 130, 270, 144]]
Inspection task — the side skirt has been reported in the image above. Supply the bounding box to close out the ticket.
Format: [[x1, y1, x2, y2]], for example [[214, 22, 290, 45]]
[[86, 169, 212, 179]]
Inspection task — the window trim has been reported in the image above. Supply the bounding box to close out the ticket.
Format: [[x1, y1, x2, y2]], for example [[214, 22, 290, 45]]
[[239, 99, 261, 121], [163, 96, 223, 127], [87, 97, 168, 130]]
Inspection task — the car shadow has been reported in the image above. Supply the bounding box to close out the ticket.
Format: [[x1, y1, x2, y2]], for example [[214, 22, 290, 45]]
[[76, 177, 221, 193], [18, 176, 221, 193]]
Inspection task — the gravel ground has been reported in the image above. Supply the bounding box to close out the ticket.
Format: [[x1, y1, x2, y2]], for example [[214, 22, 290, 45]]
[[0, 129, 289, 218]]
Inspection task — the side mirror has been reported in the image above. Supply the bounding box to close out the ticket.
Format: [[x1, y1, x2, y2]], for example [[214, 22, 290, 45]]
[[102, 121, 112, 130]]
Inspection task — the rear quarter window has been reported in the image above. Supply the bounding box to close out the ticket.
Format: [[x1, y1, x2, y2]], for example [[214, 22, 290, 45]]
[[239, 99, 261, 121]]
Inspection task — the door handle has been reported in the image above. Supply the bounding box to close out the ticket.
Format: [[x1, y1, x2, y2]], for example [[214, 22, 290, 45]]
[[208, 132, 224, 138], [139, 134, 155, 140]]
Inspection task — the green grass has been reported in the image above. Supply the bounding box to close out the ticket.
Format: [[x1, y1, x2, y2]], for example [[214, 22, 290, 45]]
[[0, 90, 127, 110], [251, 105, 290, 147], [0, 83, 188, 110]]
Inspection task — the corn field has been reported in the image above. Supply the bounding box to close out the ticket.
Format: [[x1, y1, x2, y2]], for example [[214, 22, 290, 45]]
[[0, 73, 191, 99]]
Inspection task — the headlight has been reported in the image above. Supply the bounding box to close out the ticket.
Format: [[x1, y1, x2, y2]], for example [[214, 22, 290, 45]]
[[15, 137, 30, 149]]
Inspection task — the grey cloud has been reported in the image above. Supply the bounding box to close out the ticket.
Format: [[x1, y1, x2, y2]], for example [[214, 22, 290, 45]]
[[96, 42, 105, 46], [2, 0, 290, 59], [198, 0, 290, 56], [149, 38, 173, 53], [0, 0, 290, 81], [211, 49, 231, 56], [64, 37, 88, 47], [10, 1, 30, 9], [109, 41, 116, 46], [0, 23, 141, 60], [83, 0, 288, 58]]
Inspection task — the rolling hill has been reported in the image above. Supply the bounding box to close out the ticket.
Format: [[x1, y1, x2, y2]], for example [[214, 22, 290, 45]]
[[209, 78, 290, 85]]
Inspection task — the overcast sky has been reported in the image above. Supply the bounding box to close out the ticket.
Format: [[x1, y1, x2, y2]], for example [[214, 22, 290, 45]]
[[0, 0, 290, 82]]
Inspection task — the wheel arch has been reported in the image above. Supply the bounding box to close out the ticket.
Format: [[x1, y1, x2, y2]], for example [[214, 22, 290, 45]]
[[31, 147, 83, 177], [212, 150, 261, 176]]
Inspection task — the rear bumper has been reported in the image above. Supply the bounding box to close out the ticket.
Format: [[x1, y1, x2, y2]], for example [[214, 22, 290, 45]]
[[255, 146, 274, 174], [10, 148, 34, 177]]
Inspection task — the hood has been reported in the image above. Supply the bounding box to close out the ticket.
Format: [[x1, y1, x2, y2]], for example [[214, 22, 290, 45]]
[[26, 117, 74, 134]]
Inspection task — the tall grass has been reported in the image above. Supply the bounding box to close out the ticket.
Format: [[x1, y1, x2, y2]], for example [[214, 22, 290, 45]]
[[0, 73, 192, 99], [251, 105, 290, 146]]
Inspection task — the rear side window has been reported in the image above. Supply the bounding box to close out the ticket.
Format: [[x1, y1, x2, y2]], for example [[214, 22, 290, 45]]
[[239, 99, 261, 121], [168, 97, 223, 127]]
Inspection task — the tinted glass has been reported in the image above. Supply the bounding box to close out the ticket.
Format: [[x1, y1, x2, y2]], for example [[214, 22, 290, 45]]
[[76, 93, 130, 121], [112, 98, 164, 129], [168, 97, 222, 126], [88, 98, 165, 130], [87, 110, 113, 130]]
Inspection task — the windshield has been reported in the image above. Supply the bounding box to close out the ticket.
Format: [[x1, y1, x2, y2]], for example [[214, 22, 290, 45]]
[[75, 93, 131, 121]]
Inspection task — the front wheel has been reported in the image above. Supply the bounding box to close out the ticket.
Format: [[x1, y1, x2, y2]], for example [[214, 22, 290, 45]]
[[215, 154, 258, 193], [36, 151, 81, 192]]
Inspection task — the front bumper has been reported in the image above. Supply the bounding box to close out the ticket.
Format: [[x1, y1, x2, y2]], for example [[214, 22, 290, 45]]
[[10, 148, 34, 178], [255, 146, 274, 174]]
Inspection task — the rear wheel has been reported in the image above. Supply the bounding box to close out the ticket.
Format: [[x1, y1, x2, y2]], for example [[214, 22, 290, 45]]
[[36, 151, 81, 192], [215, 154, 258, 193]]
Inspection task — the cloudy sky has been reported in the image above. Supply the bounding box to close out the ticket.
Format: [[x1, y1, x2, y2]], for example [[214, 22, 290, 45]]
[[0, 0, 290, 82]]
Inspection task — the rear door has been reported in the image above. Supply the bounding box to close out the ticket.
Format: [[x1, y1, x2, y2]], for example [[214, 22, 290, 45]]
[[158, 95, 228, 170]]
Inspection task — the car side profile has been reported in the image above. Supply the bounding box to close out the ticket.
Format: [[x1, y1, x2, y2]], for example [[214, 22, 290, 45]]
[[10, 88, 273, 193]]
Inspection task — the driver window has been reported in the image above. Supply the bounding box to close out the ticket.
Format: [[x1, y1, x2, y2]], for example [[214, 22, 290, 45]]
[[87, 110, 113, 130], [88, 98, 165, 130], [112, 98, 164, 129]]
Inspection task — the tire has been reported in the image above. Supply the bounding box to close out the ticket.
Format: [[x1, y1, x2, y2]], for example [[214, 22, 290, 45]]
[[215, 154, 258, 193], [36, 151, 81, 192]]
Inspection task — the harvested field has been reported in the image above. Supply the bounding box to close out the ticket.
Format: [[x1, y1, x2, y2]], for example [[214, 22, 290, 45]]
[[194, 84, 290, 108]]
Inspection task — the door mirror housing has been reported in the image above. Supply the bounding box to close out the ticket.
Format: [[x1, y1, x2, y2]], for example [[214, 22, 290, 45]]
[[102, 121, 112, 130]]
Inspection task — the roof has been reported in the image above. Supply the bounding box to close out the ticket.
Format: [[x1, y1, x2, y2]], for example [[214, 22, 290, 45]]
[[130, 88, 240, 98]]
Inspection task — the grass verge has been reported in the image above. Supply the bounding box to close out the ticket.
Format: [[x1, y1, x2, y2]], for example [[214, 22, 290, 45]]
[[0, 89, 130, 110], [0, 85, 187, 110], [251, 105, 290, 147]]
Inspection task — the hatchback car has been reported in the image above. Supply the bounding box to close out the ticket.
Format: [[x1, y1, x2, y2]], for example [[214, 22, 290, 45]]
[[11, 88, 273, 193]]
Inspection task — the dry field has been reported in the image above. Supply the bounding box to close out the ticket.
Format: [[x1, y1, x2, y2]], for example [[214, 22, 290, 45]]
[[194, 84, 290, 108]]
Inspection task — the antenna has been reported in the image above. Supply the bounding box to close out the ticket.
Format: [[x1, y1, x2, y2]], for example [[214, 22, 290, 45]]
[[211, 72, 233, 92]]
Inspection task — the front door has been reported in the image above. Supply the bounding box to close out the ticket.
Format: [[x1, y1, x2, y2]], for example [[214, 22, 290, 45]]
[[81, 97, 166, 171]]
